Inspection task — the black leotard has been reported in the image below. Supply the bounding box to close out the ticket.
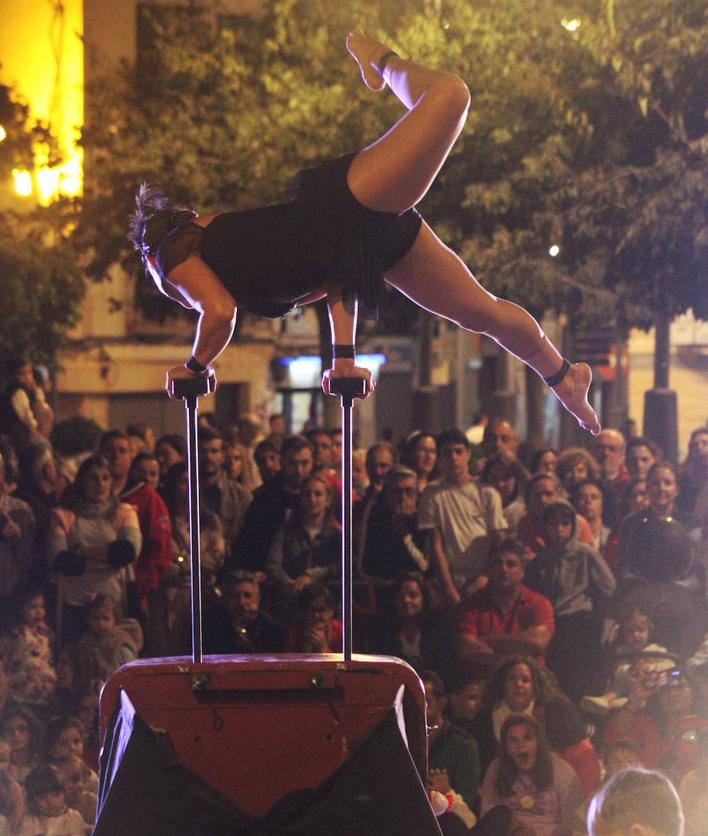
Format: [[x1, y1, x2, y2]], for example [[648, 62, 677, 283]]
[[155, 154, 422, 318]]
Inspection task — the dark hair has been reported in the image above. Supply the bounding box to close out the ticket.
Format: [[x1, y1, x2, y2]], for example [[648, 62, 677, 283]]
[[495, 714, 554, 796], [64, 454, 116, 510], [482, 452, 530, 504], [0, 704, 40, 751], [42, 715, 85, 760], [295, 582, 334, 612], [557, 447, 601, 484], [254, 440, 280, 461], [128, 183, 197, 261], [542, 697, 587, 750], [540, 499, 575, 528], [198, 425, 224, 445], [647, 460, 678, 483], [365, 442, 395, 469], [126, 422, 151, 442], [570, 478, 606, 509], [160, 461, 187, 516], [99, 429, 130, 449], [523, 472, 562, 504], [221, 570, 259, 588], [130, 451, 158, 472], [421, 670, 446, 700], [391, 571, 431, 614], [9, 584, 46, 627], [603, 737, 642, 761], [280, 435, 314, 460], [25, 764, 65, 811], [399, 430, 438, 474], [447, 666, 488, 695], [85, 593, 119, 620], [487, 537, 525, 569], [626, 435, 661, 459], [155, 433, 186, 457], [529, 447, 558, 474], [436, 428, 470, 452], [480, 656, 554, 711]]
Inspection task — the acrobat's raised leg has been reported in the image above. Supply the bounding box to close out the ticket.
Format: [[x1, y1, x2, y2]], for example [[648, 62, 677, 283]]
[[386, 223, 600, 434]]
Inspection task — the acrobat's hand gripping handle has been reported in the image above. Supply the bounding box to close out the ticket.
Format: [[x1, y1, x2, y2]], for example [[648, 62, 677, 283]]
[[170, 372, 217, 400]]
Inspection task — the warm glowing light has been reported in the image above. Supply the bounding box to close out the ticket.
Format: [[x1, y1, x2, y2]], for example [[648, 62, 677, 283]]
[[37, 167, 57, 204], [12, 169, 33, 196], [58, 156, 82, 197], [0, 124, 6, 142], [561, 18, 581, 32], [549, 245, 560, 257]]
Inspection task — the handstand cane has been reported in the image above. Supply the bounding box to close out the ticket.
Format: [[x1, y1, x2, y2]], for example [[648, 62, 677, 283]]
[[171, 373, 216, 663], [328, 377, 367, 661]]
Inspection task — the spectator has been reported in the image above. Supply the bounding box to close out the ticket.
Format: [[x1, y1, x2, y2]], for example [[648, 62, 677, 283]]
[[203, 571, 283, 654], [160, 461, 224, 653], [361, 572, 454, 679], [236, 435, 314, 574], [0, 705, 40, 784], [98, 431, 171, 627], [619, 476, 650, 520], [223, 441, 248, 485], [0, 735, 24, 831], [678, 427, 708, 519], [445, 668, 487, 740], [0, 586, 57, 713], [252, 440, 281, 487], [53, 753, 97, 831], [516, 472, 594, 560], [329, 428, 343, 472], [467, 656, 558, 779], [73, 594, 143, 697], [283, 583, 342, 653], [359, 466, 428, 585], [129, 451, 160, 492], [542, 696, 602, 800], [351, 448, 369, 498], [154, 433, 185, 480], [265, 414, 286, 450], [482, 419, 520, 460], [557, 448, 601, 492], [530, 448, 559, 477], [400, 431, 439, 494], [480, 713, 583, 836], [19, 764, 85, 836], [456, 538, 554, 668], [0, 358, 52, 451], [42, 716, 98, 794], [589, 429, 630, 528], [625, 436, 660, 480], [586, 767, 684, 836], [572, 479, 612, 558], [305, 427, 337, 482], [0, 451, 37, 614], [525, 500, 616, 701], [197, 426, 252, 562], [358, 442, 396, 508], [419, 429, 507, 606], [481, 453, 529, 535], [47, 454, 142, 643], [266, 473, 340, 595], [126, 421, 156, 455], [424, 670, 480, 831], [15, 445, 60, 562], [678, 729, 708, 836]]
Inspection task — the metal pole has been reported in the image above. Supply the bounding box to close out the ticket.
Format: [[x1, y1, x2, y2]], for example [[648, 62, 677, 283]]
[[341, 391, 354, 661], [185, 392, 203, 663]]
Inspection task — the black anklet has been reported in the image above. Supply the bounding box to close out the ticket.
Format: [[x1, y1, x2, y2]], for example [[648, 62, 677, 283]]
[[543, 358, 571, 387], [377, 50, 399, 76]]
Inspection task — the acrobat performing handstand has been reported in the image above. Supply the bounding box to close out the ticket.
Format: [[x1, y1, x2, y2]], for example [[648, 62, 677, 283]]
[[130, 30, 600, 435]]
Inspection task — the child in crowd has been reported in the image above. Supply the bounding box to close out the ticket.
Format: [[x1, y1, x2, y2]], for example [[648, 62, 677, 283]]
[[42, 717, 98, 796], [73, 594, 143, 696], [53, 755, 96, 832], [18, 764, 84, 836], [0, 587, 57, 713], [0, 706, 40, 785], [0, 736, 24, 832], [581, 607, 676, 716]]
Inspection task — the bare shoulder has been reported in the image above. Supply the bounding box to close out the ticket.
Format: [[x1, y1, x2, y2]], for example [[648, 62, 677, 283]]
[[167, 254, 236, 312]]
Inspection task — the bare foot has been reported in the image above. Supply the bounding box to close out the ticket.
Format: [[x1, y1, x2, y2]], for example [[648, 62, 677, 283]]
[[346, 29, 389, 92], [551, 362, 601, 435]]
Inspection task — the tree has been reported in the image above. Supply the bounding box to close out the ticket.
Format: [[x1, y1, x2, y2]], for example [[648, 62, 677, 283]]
[[0, 84, 85, 372]]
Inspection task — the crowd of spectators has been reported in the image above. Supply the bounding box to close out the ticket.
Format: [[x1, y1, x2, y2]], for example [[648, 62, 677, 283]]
[[0, 356, 706, 834]]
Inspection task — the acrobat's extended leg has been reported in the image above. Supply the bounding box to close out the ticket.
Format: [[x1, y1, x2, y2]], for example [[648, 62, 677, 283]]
[[345, 30, 470, 214], [386, 223, 600, 434]]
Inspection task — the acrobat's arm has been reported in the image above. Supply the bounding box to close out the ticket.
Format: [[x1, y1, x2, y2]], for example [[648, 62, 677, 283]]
[[321, 289, 373, 398]]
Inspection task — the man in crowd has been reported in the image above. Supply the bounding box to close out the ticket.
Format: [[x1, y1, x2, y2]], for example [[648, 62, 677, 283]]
[[198, 426, 252, 560], [235, 435, 314, 574], [455, 538, 554, 667], [590, 428, 629, 527], [419, 429, 507, 605]]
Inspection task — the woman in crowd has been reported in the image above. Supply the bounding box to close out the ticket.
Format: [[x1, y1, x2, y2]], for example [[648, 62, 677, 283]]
[[283, 583, 342, 653], [467, 655, 559, 779], [266, 473, 341, 595], [129, 451, 160, 492], [154, 433, 185, 481], [482, 452, 529, 536], [541, 697, 602, 800], [46, 454, 142, 644], [0, 705, 41, 784], [530, 448, 559, 477], [625, 437, 661, 481], [572, 479, 611, 558], [400, 431, 439, 494], [362, 571, 454, 680], [556, 448, 601, 493], [481, 713, 584, 836]]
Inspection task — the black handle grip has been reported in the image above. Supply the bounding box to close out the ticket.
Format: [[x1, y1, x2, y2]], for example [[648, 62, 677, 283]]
[[328, 377, 367, 397], [171, 372, 216, 399]]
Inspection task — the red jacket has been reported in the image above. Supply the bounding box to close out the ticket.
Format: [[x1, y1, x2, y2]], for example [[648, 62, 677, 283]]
[[121, 481, 172, 604]]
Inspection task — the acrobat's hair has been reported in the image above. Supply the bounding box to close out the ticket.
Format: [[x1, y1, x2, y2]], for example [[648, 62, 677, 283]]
[[128, 182, 197, 261]]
